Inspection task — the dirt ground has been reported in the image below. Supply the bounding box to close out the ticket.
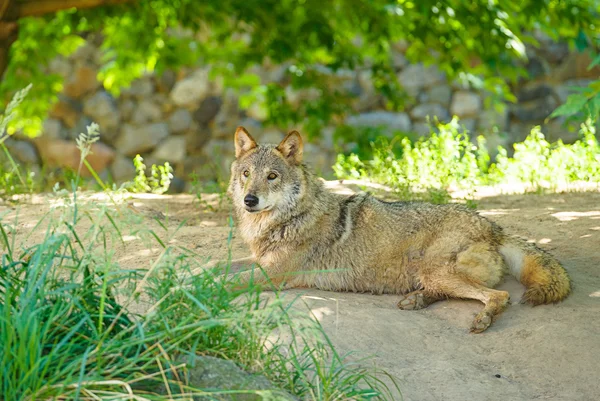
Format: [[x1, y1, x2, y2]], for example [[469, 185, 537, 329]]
[[2, 185, 600, 401]]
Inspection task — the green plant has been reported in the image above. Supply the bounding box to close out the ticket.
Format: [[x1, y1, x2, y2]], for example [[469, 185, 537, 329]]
[[334, 116, 600, 201], [3, 0, 599, 137], [125, 154, 174, 194], [0, 194, 400, 400]]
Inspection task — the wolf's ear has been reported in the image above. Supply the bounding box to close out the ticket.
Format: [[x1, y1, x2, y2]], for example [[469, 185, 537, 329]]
[[276, 130, 303, 164], [234, 126, 257, 158]]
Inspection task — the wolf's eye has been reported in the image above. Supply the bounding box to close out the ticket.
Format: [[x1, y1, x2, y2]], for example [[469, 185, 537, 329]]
[[243, 170, 250, 177], [267, 173, 278, 180]]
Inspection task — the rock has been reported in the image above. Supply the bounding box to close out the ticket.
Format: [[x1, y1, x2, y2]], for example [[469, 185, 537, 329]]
[[458, 118, 477, 134], [67, 116, 93, 141], [131, 99, 162, 125], [168, 176, 186, 194], [303, 143, 333, 175], [157, 69, 177, 93], [115, 123, 170, 156], [543, 118, 581, 143], [50, 98, 80, 128], [110, 155, 136, 182], [450, 91, 482, 117], [170, 69, 210, 106], [63, 65, 100, 99], [124, 78, 154, 99], [346, 111, 412, 136], [119, 99, 136, 121], [398, 64, 445, 96], [193, 96, 222, 125], [213, 90, 240, 138], [421, 85, 452, 107], [169, 109, 193, 134], [152, 136, 186, 163], [83, 92, 121, 135], [410, 103, 449, 121], [412, 122, 434, 136], [186, 125, 212, 154], [391, 51, 408, 70], [511, 95, 558, 122], [4, 139, 39, 164], [43, 118, 64, 139], [517, 84, 555, 102], [477, 109, 509, 132], [48, 57, 72, 78], [34, 137, 115, 178], [260, 128, 284, 144], [70, 42, 96, 62], [161, 355, 297, 401]]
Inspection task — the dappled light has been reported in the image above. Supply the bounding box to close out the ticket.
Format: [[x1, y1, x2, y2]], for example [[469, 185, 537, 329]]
[[551, 211, 600, 221]]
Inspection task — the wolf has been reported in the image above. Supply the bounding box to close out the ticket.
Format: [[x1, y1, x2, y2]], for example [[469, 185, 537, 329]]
[[223, 126, 571, 333]]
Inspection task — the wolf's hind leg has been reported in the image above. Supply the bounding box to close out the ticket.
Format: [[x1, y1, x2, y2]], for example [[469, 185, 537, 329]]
[[424, 275, 510, 333], [397, 290, 442, 310]]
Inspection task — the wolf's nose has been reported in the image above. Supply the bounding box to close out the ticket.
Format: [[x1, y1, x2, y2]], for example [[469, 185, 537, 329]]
[[244, 194, 259, 207]]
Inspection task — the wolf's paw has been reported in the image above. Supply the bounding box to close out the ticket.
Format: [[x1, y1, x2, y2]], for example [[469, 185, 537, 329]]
[[397, 291, 431, 310], [470, 311, 493, 333]]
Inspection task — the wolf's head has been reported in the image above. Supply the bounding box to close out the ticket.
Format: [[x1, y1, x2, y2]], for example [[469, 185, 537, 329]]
[[228, 126, 305, 214]]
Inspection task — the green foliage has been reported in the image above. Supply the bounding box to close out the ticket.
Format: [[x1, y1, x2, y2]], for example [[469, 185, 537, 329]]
[[334, 117, 600, 201], [491, 120, 600, 189], [126, 154, 173, 194], [0, 197, 399, 400], [3, 0, 600, 135]]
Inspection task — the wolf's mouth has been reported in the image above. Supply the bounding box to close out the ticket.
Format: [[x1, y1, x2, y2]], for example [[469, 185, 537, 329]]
[[245, 205, 273, 213]]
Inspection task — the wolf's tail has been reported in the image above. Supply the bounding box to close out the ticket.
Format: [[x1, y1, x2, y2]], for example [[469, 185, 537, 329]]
[[498, 235, 571, 304]]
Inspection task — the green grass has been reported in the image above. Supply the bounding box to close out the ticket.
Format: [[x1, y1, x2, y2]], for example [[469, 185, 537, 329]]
[[0, 195, 400, 400], [334, 117, 600, 203]]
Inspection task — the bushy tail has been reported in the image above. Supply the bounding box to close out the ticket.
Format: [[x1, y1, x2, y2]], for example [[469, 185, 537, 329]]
[[498, 235, 571, 304]]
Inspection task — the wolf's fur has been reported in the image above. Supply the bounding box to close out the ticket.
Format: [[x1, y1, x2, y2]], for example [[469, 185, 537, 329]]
[[225, 127, 571, 333]]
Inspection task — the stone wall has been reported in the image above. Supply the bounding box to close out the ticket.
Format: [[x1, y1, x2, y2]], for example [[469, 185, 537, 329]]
[[5, 33, 599, 190]]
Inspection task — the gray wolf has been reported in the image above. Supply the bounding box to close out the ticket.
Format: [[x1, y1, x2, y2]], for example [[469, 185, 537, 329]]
[[223, 126, 571, 333]]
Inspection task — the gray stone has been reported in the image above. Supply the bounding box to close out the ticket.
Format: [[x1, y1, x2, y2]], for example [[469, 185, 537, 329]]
[[511, 95, 558, 122], [346, 111, 412, 135], [213, 90, 240, 138], [517, 84, 555, 102], [115, 123, 170, 156], [391, 51, 408, 70], [193, 96, 222, 125], [158, 69, 177, 93], [410, 103, 449, 121], [83, 91, 120, 134], [152, 136, 186, 163], [412, 122, 435, 136], [124, 78, 154, 99], [169, 109, 193, 134], [119, 99, 136, 121], [43, 118, 64, 139], [260, 128, 285, 144], [131, 99, 162, 125], [458, 118, 477, 134], [48, 57, 72, 78], [186, 125, 212, 154], [478, 109, 509, 132], [4, 139, 39, 164], [155, 355, 297, 401], [450, 91, 482, 117], [170, 69, 210, 106], [398, 64, 445, 96], [110, 155, 136, 182], [422, 85, 452, 107]]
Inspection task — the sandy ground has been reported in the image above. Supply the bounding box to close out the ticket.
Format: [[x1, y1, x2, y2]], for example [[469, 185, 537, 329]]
[[2, 186, 600, 401]]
